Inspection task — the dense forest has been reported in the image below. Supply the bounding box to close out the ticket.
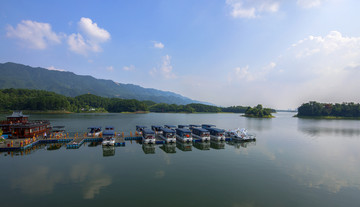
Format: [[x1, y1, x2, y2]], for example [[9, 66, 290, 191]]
[[297, 101, 360, 117], [0, 88, 270, 114], [244, 104, 274, 118]]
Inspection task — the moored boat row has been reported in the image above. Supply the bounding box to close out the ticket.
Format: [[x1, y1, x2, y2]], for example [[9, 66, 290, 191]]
[[133, 124, 256, 144]]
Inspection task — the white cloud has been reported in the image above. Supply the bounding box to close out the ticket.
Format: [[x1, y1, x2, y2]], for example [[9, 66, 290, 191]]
[[6, 20, 61, 49], [106, 66, 114, 71], [149, 55, 176, 79], [123, 65, 135, 71], [226, 0, 279, 18], [297, 0, 326, 8], [230, 62, 276, 82], [47, 66, 66, 72], [68, 17, 110, 55], [160, 55, 176, 79], [153, 41, 164, 49], [226, 31, 360, 108]]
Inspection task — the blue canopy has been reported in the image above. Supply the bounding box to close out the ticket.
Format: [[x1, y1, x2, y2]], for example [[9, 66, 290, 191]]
[[161, 127, 175, 133], [178, 125, 189, 128], [164, 125, 176, 129]]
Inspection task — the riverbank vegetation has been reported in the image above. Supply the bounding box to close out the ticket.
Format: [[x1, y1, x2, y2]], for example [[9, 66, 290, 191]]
[[0, 88, 274, 114], [297, 101, 360, 118], [244, 104, 275, 118]]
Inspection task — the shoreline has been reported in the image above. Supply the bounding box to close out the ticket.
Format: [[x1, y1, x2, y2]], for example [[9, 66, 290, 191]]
[[295, 115, 360, 120]]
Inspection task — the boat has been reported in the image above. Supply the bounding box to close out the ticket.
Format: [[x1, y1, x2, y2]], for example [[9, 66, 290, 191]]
[[136, 125, 147, 135], [178, 124, 190, 129], [164, 125, 176, 130], [225, 128, 256, 141], [191, 127, 210, 142], [151, 125, 163, 136], [189, 124, 201, 131], [103, 126, 115, 137], [102, 137, 115, 146], [87, 126, 102, 137], [0, 111, 51, 138], [142, 128, 156, 144], [202, 124, 225, 141], [175, 127, 193, 142], [159, 127, 176, 143]]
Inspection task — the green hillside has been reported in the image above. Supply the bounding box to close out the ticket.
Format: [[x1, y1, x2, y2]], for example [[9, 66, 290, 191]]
[[0, 62, 201, 105]]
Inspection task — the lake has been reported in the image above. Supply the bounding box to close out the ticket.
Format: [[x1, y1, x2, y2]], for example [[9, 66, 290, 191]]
[[1, 112, 359, 207]]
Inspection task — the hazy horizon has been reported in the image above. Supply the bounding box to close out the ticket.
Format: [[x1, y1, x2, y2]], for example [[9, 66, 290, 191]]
[[1, 0, 359, 109]]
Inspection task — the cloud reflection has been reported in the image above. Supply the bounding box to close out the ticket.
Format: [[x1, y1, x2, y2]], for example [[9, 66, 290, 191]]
[[70, 163, 112, 199], [11, 166, 63, 194]]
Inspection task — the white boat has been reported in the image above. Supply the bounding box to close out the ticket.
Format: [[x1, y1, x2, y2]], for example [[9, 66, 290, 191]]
[[87, 126, 102, 137], [175, 128, 193, 142], [102, 137, 115, 146], [159, 127, 176, 143], [202, 124, 225, 141], [142, 128, 156, 144], [191, 127, 210, 142], [225, 128, 256, 141], [151, 125, 163, 136]]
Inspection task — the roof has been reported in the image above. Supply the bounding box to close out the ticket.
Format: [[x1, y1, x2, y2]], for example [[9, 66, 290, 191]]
[[178, 125, 189, 128], [7, 111, 28, 118], [207, 128, 225, 133], [176, 128, 192, 133], [151, 125, 162, 129], [164, 125, 176, 128], [192, 127, 209, 133], [189, 124, 201, 128], [103, 129, 115, 136], [202, 124, 216, 128], [142, 128, 155, 134], [161, 127, 175, 133]]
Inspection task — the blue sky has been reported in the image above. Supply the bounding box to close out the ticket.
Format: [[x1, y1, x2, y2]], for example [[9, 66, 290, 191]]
[[1, 0, 360, 109]]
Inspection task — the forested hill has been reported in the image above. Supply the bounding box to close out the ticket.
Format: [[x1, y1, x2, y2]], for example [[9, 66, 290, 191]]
[[0, 88, 252, 113], [0, 62, 201, 105], [297, 101, 360, 118]]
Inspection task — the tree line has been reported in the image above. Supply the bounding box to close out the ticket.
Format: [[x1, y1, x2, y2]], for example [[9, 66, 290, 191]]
[[297, 101, 360, 117], [0, 88, 274, 114], [244, 104, 274, 118]]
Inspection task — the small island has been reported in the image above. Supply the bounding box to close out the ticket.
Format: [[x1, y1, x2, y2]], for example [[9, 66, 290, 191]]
[[243, 104, 275, 118], [296, 101, 360, 119]]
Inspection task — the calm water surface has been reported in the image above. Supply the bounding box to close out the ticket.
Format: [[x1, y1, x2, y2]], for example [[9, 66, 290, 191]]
[[1, 112, 360, 207]]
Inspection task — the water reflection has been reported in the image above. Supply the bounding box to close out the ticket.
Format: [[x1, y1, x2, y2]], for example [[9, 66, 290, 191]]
[[70, 164, 112, 199], [88, 142, 101, 147], [298, 119, 360, 138], [102, 146, 115, 157], [11, 166, 63, 195], [226, 140, 256, 149], [193, 141, 210, 150], [159, 143, 176, 153], [210, 140, 225, 149], [142, 144, 156, 154], [176, 141, 192, 151], [245, 117, 272, 132]]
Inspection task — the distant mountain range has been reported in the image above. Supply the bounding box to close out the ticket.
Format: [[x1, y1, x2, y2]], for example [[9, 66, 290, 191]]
[[0, 62, 204, 105]]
